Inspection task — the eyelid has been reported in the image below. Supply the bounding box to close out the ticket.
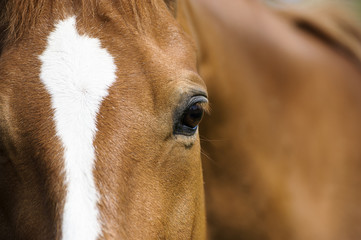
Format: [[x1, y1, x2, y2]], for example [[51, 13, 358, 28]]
[[174, 94, 208, 119], [180, 95, 209, 120], [187, 96, 208, 108], [188, 96, 209, 115]]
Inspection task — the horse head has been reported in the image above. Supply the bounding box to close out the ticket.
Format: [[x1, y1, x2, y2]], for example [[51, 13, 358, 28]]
[[0, 0, 207, 239]]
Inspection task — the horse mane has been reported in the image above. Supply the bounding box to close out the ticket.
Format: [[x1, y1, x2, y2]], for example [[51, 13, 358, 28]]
[[271, 0, 361, 67], [0, 0, 169, 55], [0, 0, 100, 51]]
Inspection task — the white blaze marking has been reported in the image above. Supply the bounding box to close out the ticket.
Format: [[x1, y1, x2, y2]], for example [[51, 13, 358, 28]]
[[39, 16, 117, 240]]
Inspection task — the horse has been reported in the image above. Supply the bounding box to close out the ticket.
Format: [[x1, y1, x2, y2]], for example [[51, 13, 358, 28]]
[[0, 0, 208, 239], [177, 0, 361, 239]]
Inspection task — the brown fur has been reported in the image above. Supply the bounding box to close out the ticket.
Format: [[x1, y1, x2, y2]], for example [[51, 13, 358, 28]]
[[0, 0, 207, 239], [0, 0, 96, 45], [178, 0, 361, 239]]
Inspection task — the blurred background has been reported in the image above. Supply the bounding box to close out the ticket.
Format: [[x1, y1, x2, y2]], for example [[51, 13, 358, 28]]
[[178, 0, 361, 239], [263, 0, 361, 17]]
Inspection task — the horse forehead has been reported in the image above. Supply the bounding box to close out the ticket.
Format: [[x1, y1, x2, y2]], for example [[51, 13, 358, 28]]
[[77, 13, 199, 104], [39, 15, 117, 240]]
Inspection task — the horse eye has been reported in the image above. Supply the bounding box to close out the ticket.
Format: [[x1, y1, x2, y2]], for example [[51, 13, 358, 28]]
[[174, 96, 207, 136], [182, 103, 204, 129]]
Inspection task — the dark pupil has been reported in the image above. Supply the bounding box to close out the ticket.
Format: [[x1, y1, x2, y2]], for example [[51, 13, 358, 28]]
[[182, 103, 204, 128]]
